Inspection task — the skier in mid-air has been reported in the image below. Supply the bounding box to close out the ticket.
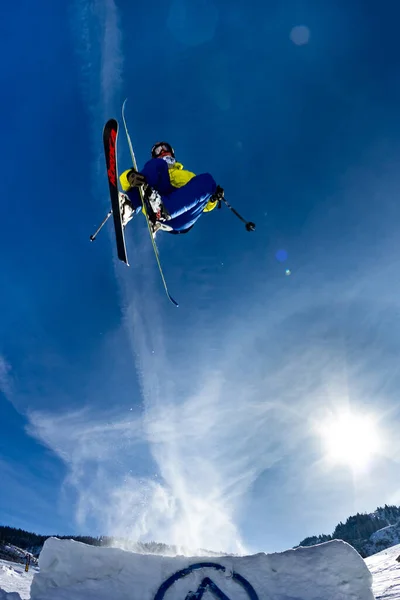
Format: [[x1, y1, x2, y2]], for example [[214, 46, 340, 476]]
[[118, 141, 224, 236], [98, 117, 255, 303]]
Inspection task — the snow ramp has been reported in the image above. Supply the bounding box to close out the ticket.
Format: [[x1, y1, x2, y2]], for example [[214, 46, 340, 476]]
[[26, 537, 374, 600]]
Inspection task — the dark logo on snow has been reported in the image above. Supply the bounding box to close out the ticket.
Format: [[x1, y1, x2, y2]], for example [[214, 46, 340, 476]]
[[153, 562, 259, 600], [108, 128, 117, 187]]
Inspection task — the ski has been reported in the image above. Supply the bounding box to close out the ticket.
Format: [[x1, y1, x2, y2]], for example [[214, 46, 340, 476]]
[[121, 99, 178, 307], [103, 119, 129, 265]]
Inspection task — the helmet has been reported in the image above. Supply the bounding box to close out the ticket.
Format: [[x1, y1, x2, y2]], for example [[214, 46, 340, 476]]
[[151, 141, 175, 159]]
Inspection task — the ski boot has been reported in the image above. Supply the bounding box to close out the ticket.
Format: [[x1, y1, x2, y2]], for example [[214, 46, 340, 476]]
[[151, 221, 173, 239], [119, 192, 140, 227], [145, 188, 171, 223]]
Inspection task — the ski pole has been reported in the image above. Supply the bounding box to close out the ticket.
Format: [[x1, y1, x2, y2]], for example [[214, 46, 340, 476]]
[[222, 197, 256, 232], [90, 210, 113, 241]]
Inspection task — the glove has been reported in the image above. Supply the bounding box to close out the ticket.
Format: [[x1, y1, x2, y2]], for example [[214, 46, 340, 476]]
[[215, 185, 224, 198], [214, 185, 224, 209], [127, 169, 147, 188]]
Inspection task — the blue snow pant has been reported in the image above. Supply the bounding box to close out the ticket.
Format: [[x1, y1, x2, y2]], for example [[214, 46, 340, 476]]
[[126, 166, 217, 232], [161, 173, 217, 232]]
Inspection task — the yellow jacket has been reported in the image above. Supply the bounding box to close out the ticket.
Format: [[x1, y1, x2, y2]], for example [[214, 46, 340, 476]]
[[120, 161, 218, 212]]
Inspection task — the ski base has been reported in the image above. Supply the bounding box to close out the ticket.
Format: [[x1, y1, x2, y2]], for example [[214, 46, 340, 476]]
[[103, 118, 129, 266]]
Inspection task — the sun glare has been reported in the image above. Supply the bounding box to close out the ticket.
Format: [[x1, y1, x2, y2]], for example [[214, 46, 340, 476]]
[[317, 410, 380, 471]]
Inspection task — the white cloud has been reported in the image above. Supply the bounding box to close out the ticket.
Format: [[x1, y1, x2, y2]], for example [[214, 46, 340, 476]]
[[0, 355, 12, 397], [25, 253, 400, 555], [70, 0, 123, 108]]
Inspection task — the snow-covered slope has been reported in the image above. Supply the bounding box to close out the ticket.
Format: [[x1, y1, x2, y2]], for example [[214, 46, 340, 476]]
[[364, 523, 400, 558], [366, 542, 400, 599], [0, 536, 374, 600], [0, 546, 36, 567], [0, 558, 37, 599]]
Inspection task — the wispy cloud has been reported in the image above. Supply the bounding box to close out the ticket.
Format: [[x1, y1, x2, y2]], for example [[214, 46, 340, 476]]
[[105, 242, 400, 553], [0, 355, 12, 398], [26, 274, 306, 552], [25, 251, 400, 554], [79, 274, 339, 551], [24, 171, 400, 553], [70, 0, 123, 117], [0, 456, 57, 527], [26, 406, 147, 529]]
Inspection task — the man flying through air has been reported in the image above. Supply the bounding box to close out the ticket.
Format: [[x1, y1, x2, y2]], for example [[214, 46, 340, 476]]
[[118, 141, 224, 236]]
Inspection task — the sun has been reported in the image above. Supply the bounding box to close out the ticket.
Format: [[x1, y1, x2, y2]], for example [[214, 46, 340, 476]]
[[317, 410, 380, 471]]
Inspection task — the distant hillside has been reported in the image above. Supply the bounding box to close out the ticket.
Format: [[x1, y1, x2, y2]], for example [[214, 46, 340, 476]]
[[6, 504, 400, 561], [0, 542, 38, 565], [363, 520, 400, 556], [0, 525, 224, 558], [0, 525, 105, 555], [297, 504, 400, 558]]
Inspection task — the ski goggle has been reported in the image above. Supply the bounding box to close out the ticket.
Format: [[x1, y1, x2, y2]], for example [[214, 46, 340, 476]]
[[151, 142, 175, 159]]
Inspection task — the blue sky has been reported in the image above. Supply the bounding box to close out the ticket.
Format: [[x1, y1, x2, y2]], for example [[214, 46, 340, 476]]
[[2, 0, 400, 554]]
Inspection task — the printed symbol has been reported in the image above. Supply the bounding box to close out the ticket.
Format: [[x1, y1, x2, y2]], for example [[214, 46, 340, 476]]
[[154, 562, 259, 600]]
